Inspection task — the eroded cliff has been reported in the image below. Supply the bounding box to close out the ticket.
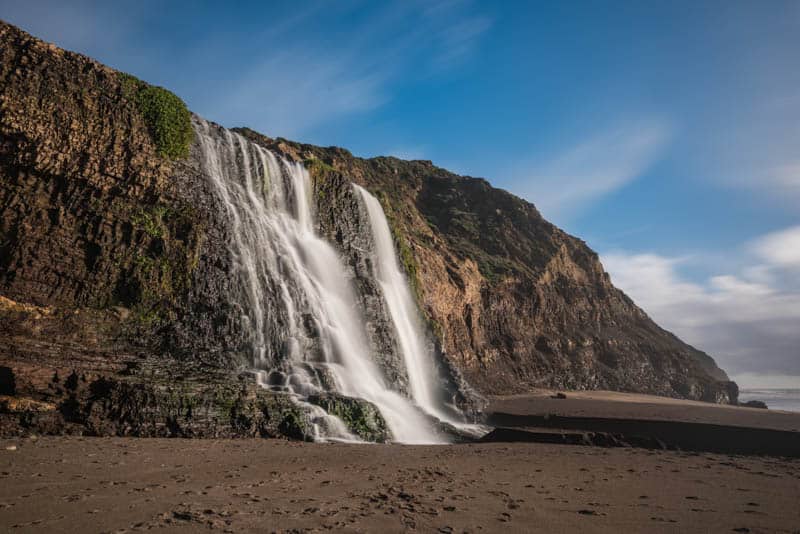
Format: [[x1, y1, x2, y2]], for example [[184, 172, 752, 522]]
[[0, 20, 736, 438], [238, 131, 736, 403]]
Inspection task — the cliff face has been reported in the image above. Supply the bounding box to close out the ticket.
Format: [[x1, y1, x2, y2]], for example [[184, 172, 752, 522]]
[[0, 20, 736, 437], [241, 134, 735, 403], [0, 20, 292, 438], [0, 20, 251, 366]]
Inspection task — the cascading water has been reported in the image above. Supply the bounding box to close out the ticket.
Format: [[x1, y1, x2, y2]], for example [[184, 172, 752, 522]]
[[354, 186, 480, 434], [195, 118, 448, 444]]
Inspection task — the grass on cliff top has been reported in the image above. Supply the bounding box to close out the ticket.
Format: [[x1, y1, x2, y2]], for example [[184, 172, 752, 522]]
[[119, 73, 193, 160], [304, 157, 337, 175]]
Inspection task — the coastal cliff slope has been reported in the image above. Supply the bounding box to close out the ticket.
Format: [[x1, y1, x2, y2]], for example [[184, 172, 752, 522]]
[[0, 20, 736, 438]]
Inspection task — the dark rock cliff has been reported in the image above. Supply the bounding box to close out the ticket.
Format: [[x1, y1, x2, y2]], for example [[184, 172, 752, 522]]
[[240, 132, 737, 404], [0, 20, 736, 437]]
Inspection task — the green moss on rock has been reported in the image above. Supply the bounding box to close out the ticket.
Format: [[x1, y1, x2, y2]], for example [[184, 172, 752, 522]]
[[118, 73, 193, 160], [122, 204, 204, 330], [16, 368, 325, 440], [131, 206, 168, 238], [308, 394, 389, 442], [304, 157, 337, 175]]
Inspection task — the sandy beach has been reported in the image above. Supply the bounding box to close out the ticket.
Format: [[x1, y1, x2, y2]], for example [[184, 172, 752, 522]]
[[3, 394, 800, 534], [2, 437, 799, 533]]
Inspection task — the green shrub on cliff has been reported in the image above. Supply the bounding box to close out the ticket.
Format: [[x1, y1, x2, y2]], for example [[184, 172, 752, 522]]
[[304, 157, 337, 174], [119, 73, 193, 159]]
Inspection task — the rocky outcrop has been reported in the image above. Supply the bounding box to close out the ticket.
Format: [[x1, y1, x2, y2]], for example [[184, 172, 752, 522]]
[[0, 20, 736, 438], [0, 294, 389, 441], [240, 133, 737, 404]]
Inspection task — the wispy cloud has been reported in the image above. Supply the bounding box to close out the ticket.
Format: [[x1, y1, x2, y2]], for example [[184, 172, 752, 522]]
[[768, 162, 800, 201], [710, 142, 800, 214], [601, 224, 800, 388], [0, 0, 149, 56], [728, 373, 800, 390], [512, 119, 672, 222], [750, 225, 800, 269], [430, 14, 492, 68], [2, 1, 492, 139], [697, 83, 800, 214], [196, 0, 493, 137], [209, 48, 388, 139]]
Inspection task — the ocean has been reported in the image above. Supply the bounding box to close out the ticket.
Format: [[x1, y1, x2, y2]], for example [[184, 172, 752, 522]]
[[738, 389, 800, 413]]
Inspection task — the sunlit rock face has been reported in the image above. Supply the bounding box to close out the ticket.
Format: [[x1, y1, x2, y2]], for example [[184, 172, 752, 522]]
[[191, 118, 478, 443], [245, 128, 737, 405], [0, 19, 736, 441]]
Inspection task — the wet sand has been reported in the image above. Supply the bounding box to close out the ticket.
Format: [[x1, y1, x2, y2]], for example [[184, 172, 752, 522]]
[[2, 436, 799, 533], [485, 391, 800, 457], [488, 390, 800, 431]]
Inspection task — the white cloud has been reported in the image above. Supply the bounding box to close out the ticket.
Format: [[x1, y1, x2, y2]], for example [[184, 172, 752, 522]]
[[516, 120, 672, 222], [197, 1, 492, 137], [733, 373, 800, 390], [0, 0, 148, 56], [700, 90, 800, 213], [601, 227, 800, 388], [750, 224, 800, 269], [771, 162, 800, 194], [431, 15, 492, 68], [208, 49, 388, 139], [3, 1, 492, 139]]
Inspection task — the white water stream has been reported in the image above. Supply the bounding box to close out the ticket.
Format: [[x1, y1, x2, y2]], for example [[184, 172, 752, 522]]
[[195, 119, 447, 443], [354, 185, 468, 427]]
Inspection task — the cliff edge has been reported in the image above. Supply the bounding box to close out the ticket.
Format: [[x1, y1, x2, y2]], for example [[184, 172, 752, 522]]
[[0, 20, 736, 438]]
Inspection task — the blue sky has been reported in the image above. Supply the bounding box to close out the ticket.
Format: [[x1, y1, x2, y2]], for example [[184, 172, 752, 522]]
[[2, 0, 799, 388]]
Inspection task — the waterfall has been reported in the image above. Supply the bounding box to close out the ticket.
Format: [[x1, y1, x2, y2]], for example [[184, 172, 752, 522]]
[[194, 118, 446, 444], [354, 186, 470, 428]]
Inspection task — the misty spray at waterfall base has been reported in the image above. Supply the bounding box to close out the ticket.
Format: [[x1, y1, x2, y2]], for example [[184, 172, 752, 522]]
[[195, 119, 476, 443]]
